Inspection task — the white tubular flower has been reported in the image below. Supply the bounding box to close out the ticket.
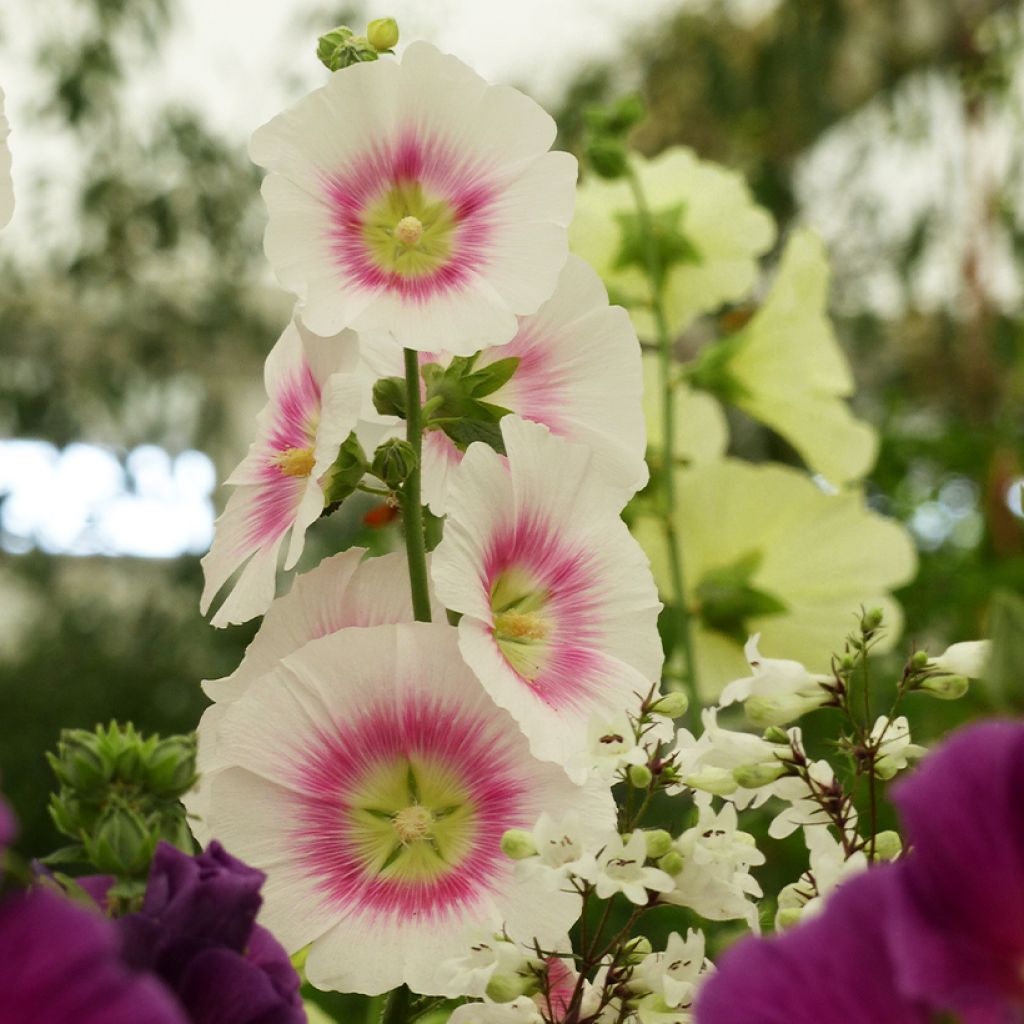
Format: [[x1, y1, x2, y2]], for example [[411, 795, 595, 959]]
[[633, 930, 710, 1010], [775, 826, 867, 928], [250, 42, 576, 353], [438, 935, 539, 999], [586, 832, 675, 906], [662, 800, 765, 929], [447, 998, 544, 1024], [871, 715, 925, 780], [769, 759, 857, 840], [199, 317, 363, 626], [564, 711, 648, 785], [718, 635, 833, 727], [929, 639, 990, 678], [0, 87, 12, 228], [520, 811, 610, 889], [431, 415, 663, 766], [365, 255, 648, 515], [201, 622, 616, 995]]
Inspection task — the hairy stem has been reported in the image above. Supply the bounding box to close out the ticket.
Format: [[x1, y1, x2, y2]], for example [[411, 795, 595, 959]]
[[402, 347, 432, 623], [626, 165, 699, 725], [380, 985, 412, 1024]]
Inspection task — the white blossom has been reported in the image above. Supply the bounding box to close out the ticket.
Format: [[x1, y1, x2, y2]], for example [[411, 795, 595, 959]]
[[929, 639, 990, 678], [565, 711, 648, 784], [633, 930, 711, 1010], [774, 826, 867, 928], [871, 715, 925, 779], [438, 936, 539, 999], [585, 832, 675, 906], [447, 998, 544, 1024]]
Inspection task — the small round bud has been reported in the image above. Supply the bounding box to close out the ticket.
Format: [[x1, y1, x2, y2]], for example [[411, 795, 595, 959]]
[[871, 830, 903, 862], [643, 829, 673, 859], [500, 829, 538, 860], [657, 851, 683, 876], [372, 376, 407, 419], [86, 806, 154, 877], [776, 907, 803, 930], [367, 17, 399, 51], [371, 438, 418, 489], [864, 607, 884, 630], [649, 691, 689, 719], [143, 735, 197, 797], [911, 650, 930, 669], [628, 764, 653, 789], [916, 673, 970, 701], [840, 654, 856, 671], [586, 137, 629, 180]]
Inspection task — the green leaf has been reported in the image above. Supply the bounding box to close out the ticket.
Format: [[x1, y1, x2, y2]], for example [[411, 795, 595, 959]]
[[465, 356, 520, 398], [442, 418, 506, 455], [695, 550, 787, 643]]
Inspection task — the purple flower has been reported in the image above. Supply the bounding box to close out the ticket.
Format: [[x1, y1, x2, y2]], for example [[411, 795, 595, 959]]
[[888, 719, 1024, 1021], [119, 841, 305, 1024], [695, 866, 931, 1024], [0, 886, 187, 1024]]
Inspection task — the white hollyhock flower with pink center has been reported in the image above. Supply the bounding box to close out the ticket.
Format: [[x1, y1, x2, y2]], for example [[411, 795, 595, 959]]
[[0, 87, 12, 229], [431, 415, 663, 766], [188, 548, 443, 842], [199, 317, 363, 627], [363, 255, 647, 513], [203, 622, 615, 995], [250, 42, 576, 353]]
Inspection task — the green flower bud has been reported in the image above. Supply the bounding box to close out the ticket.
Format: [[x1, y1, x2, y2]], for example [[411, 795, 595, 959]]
[[143, 735, 197, 797], [643, 829, 673, 859], [49, 732, 109, 794], [586, 137, 629, 180], [628, 763, 653, 789], [762, 726, 790, 745], [500, 829, 538, 860], [916, 674, 970, 701], [86, 806, 154, 877], [372, 376, 407, 419], [776, 906, 804, 930], [911, 649, 930, 669], [873, 756, 899, 781], [657, 850, 683, 876], [684, 767, 738, 796], [317, 26, 379, 71], [863, 607, 884, 631], [322, 433, 370, 507], [621, 935, 652, 963], [367, 17, 399, 52], [732, 761, 788, 790], [871, 830, 903, 862], [840, 653, 856, 671], [371, 438, 418, 489], [649, 691, 689, 719], [485, 972, 538, 1003]]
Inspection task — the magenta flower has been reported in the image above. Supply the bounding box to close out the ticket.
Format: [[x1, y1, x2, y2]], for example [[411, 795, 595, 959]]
[[694, 866, 930, 1024], [888, 720, 1024, 1021]]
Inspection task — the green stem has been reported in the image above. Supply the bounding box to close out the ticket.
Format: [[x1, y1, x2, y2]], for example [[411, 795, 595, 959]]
[[402, 348, 432, 623], [626, 165, 699, 725], [380, 985, 412, 1024]]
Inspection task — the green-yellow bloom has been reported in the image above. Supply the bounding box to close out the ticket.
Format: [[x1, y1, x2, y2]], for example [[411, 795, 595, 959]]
[[635, 458, 917, 697], [571, 146, 776, 338]]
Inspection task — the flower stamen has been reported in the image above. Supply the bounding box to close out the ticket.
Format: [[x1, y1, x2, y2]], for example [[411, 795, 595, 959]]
[[274, 446, 316, 478]]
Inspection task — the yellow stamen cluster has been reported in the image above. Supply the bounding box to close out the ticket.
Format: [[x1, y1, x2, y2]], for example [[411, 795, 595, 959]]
[[274, 446, 316, 478], [394, 215, 424, 247], [392, 804, 434, 845], [493, 609, 550, 643]]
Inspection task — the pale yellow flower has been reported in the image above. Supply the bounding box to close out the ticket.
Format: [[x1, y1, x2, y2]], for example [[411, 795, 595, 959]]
[[635, 458, 917, 698], [571, 147, 776, 338]]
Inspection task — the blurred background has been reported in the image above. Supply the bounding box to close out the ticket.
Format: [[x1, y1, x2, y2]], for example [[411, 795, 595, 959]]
[[1, 0, 1023, 862]]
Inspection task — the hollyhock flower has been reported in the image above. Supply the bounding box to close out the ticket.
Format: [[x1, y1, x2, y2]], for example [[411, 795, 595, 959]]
[[774, 826, 867, 928], [189, 548, 442, 842], [718, 635, 833, 728], [364, 255, 647, 514], [203, 621, 615, 995], [250, 42, 576, 352], [690, 230, 878, 485], [662, 799, 764, 929], [584, 831, 675, 906], [0, 886, 188, 1024], [571, 147, 775, 338], [432, 415, 663, 765], [200, 317, 363, 627], [635, 458, 916, 697], [694, 866, 930, 1024], [117, 840, 304, 1024], [887, 720, 1024, 1020], [0, 87, 12, 229]]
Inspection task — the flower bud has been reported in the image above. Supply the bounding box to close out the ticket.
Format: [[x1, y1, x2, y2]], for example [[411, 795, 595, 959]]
[[371, 439, 418, 489], [915, 673, 970, 701], [776, 906, 803, 930], [684, 767, 738, 796], [911, 650, 930, 669], [322, 433, 370, 507], [649, 691, 689, 719], [500, 829, 538, 860], [871, 830, 903, 862], [628, 764, 653, 789], [143, 735, 197, 797], [657, 851, 683, 876], [863, 607, 884, 631], [86, 806, 154, 877], [48, 732, 109, 794], [643, 829, 673, 859], [621, 935, 652, 963], [873, 756, 899, 781], [585, 137, 629, 180], [317, 26, 379, 71], [372, 376, 407, 419], [485, 972, 538, 1003], [839, 653, 856, 671], [732, 761, 787, 789], [367, 17, 399, 51], [762, 726, 790, 745]]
